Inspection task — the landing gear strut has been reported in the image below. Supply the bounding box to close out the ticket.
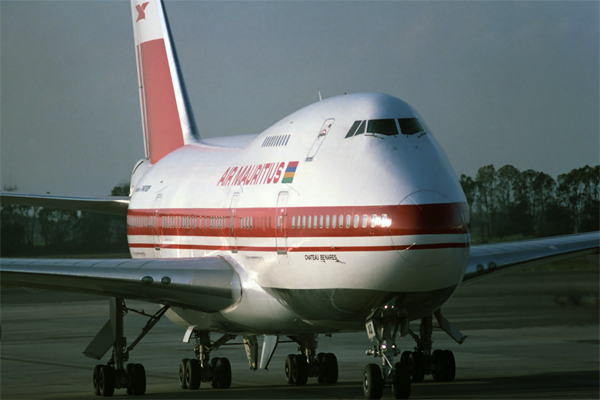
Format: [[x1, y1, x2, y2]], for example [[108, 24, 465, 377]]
[[88, 297, 169, 397], [284, 334, 338, 386], [401, 312, 461, 383], [178, 330, 236, 390], [363, 301, 411, 400]]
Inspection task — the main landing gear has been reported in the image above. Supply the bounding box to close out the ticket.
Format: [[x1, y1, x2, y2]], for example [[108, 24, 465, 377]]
[[284, 334, 339, 386], [86, 298, 169, 397], [401, 313, 458, 383], [178, 330, 237, 391]]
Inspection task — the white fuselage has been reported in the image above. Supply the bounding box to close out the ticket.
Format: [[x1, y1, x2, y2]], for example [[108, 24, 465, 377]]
[[126, 93, 470, 334]]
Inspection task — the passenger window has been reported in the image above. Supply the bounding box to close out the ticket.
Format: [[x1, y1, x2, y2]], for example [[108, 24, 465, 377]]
[[367, 119, 398, 136], [353, 215, 359, 228], [307, 216, 311, 229], [332, 215, 336, 228], [319, 215, 323, 229], [325, 215, 330, 228], [362, 215, 368, 228], [292, 216, 296, 229], [302, 215, 306, 229], [346, 215, 351, 228], [371, 214, 378, 228], [339, 215, 344, 228], [250, 217, 253, 229], [381, 214, 389, 227], [398, 118, 425, 135], [313, 215, 317, 229], [277, 216, 280, 229]]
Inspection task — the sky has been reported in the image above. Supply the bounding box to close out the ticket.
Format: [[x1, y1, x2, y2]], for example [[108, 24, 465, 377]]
[[1, 0, 598, 196]]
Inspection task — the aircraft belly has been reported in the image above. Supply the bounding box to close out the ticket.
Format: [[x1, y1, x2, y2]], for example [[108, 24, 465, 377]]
[[163, 285, 456, 334]]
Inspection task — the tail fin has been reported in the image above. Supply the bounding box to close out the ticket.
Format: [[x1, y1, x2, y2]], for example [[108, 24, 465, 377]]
[[131, 0, 199, 164]]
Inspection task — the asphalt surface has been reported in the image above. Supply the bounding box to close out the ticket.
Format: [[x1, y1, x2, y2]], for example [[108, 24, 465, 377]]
[[1, 268, 598, 399]]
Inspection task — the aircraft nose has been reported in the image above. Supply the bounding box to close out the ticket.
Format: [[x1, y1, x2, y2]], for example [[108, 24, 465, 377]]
[[389, 189, 469, 291]]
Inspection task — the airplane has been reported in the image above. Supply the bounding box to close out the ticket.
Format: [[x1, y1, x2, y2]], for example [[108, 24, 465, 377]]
[[1, 0, 598, 399]]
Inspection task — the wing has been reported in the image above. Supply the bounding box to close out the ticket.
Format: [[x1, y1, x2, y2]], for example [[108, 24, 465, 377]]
[[0, 257, 241, 312], [0, 192, 129, 216], [463, 231, 600, 286]]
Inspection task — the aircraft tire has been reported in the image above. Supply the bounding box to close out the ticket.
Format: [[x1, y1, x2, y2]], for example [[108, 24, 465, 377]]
[[432, 350, 444, 381], [127, 363, 146, 395], [441, 350, 456, 381], [322, 353, 338, 384], [210, 358, 219, 388], [179, 358, 189, 389], [93, 365, 102, 396], [363, 363, 383, 399], [392, 361, 411, 399], [213, 357, 232, 389], [185, 359, 201, 390], [316, 353, 326, 383], [99, 365, 115, 397], [284, 354, 296, 384], [409, 351, 425, 383], [293, 354, 309, 385]]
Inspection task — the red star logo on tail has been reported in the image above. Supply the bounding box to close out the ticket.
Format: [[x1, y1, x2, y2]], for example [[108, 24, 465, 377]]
[[136, 2, 150, 22]]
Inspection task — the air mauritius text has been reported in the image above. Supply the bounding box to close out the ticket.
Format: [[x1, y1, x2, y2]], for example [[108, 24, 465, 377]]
[[217, 162, 285, 186]]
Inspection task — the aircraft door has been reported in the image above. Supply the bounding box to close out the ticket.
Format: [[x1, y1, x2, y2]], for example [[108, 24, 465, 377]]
[[229, 192, 240, 253], [275, 191, 289, 254], [153, 193, 163, 257], [306, 118, 334, 161]]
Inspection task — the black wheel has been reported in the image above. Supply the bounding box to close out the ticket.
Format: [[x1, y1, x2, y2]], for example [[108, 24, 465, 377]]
[[284, 354, 295, 384], [363, 363, 383, 399], [316, 353, 326, 383], [93, 365, 102, 396], [409, 351, 425, 383], [292, 354, 308, 385], [392, 361, 411, 399], [400, 350, 411, 366], [179, 358, 189, 389], [185, 359, 201, 390], [210, 358, 220, 388], [99, 365, 115, 397], [432, 350, 444, 381], [214, 357, 232, 389], [128, 363, 146, 395], [441, 350, 456, 381], [322, 353, 338, 384]]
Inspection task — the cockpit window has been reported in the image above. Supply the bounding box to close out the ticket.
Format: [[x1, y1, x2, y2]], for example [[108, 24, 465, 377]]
[[345, 121, 362, 138], [345, 120, 366, 138], [366, 119, 398, 136], [398, 118, 425, 135]]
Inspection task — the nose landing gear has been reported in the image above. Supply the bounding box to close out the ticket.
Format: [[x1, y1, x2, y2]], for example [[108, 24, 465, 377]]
[[364, 303, 411, 399]]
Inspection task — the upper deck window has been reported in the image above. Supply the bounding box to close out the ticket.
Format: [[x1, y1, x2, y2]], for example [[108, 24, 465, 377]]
[[398, 118, 425, 136], [367, 119, 398, 136]]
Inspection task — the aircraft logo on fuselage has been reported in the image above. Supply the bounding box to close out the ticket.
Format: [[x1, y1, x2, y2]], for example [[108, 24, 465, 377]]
[[216, 161, 299, 186]]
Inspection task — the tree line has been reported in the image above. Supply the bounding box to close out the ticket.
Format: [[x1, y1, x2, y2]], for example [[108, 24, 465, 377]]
[[1, 183, 130, 257], [461, 165, 599, 243]]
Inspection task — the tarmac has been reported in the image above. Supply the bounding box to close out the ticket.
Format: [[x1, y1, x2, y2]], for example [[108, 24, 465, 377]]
[[1, 268, 598, 399]]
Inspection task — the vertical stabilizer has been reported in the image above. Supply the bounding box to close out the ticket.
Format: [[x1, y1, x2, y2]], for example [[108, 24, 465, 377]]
[[131, 0, 199, 164]]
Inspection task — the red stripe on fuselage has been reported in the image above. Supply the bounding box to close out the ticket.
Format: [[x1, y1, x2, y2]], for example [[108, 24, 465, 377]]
[[138, 39, 184, 164], [128, 242, 469, 252], [126, 202, 469, 238]]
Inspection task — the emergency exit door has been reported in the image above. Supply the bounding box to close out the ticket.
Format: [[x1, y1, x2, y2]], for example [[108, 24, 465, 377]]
[[275, 192, 289, 254]]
